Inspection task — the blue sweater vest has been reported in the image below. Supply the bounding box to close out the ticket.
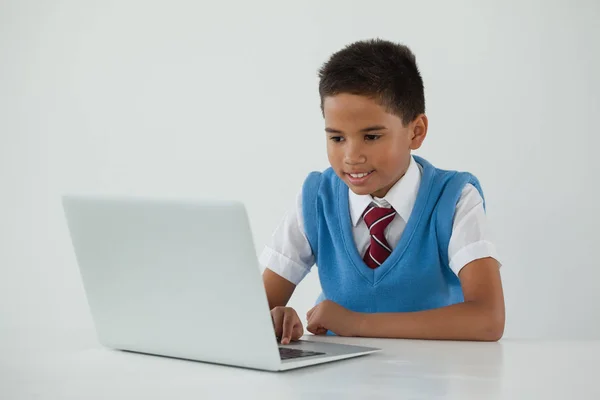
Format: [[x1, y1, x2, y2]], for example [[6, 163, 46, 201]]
[[301, 156, 484, 313]]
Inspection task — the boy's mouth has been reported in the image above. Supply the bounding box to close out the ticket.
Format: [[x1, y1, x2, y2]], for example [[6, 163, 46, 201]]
[[345, 170, 374, 185]]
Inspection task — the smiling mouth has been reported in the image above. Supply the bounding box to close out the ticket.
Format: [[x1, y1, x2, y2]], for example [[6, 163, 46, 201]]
[[345, 170, 374, 185], [347, 171, 372, 178]]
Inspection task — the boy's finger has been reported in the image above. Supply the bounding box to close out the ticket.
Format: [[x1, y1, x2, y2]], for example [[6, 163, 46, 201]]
[[307, 321, 326, 335], [292, 322, 304, 340], [281, 312, 294, 345], [271, 311, 284, 338], [306, 305, 316, 321], [306, 320, 319, 334]]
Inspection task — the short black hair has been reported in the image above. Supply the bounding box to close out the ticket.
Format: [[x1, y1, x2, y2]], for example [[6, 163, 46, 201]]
[[318, 38, 425, 125]]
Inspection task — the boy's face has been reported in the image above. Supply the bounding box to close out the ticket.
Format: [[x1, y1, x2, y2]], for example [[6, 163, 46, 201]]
[[323, 93, 427, 198]]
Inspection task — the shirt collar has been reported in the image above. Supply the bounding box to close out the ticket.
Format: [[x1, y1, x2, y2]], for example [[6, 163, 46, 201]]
[[348, 155, 422, 227]]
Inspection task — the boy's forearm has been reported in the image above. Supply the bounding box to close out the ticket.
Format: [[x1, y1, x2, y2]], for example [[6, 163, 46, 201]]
[[356, 301, 505, 341], [262, 269, 296, 309]]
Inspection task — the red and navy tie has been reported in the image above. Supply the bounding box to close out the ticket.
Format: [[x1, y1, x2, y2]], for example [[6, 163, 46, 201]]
[[362, 205, 397, 269]]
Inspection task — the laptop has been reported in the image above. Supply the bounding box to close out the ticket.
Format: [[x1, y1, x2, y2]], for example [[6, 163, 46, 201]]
[[62, 195, 380, 371]]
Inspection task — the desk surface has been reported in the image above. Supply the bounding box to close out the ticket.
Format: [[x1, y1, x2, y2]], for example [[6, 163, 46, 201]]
[[2, 328, 599, 399]]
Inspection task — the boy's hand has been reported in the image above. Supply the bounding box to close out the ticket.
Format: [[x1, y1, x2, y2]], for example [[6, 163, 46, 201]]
[[306, 300, 362, 337], [271, 306, 304, 345]]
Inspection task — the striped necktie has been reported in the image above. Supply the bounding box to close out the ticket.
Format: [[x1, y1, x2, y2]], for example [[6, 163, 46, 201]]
[[362, 205, 397, 269]]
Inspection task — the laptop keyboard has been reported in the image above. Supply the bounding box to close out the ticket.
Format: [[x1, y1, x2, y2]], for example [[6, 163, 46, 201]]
[[278, 347, 326, 360]]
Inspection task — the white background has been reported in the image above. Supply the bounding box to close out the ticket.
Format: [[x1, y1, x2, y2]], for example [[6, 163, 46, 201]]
[[1, 0, 599, 341]]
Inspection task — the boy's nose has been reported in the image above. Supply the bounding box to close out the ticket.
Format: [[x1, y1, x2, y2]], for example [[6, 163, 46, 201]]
[[344, 145, 366, 164]]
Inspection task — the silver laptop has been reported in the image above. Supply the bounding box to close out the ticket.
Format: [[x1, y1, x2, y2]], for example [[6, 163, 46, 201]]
[[62, 195, 380, 371]]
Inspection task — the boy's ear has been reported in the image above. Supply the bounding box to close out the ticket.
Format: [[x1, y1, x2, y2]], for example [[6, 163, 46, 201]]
[[409, 114, 428, 150]]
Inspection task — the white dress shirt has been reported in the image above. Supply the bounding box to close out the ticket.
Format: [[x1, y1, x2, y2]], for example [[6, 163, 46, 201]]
[[259, 156, 500, 285]]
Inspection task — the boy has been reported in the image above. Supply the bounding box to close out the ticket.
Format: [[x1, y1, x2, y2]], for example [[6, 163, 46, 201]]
[[260, 39, 504, 343]]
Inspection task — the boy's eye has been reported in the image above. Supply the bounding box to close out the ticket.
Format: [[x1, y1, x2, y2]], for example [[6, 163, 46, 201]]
[[329, 136, 344, 142], [365, 134, 381, 141]]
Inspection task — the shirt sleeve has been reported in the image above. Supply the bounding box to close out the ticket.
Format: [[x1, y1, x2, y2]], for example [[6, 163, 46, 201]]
[[258, 190, 315, 285], [448, 183, 502, 276]]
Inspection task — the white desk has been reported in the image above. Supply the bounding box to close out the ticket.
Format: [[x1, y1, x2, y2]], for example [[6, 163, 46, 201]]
[[2, 328, 598, 399]]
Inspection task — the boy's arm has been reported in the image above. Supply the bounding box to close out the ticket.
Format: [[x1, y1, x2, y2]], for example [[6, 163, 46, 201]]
[[262, 268, 296, 309], [356, 257, 505, 341]]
